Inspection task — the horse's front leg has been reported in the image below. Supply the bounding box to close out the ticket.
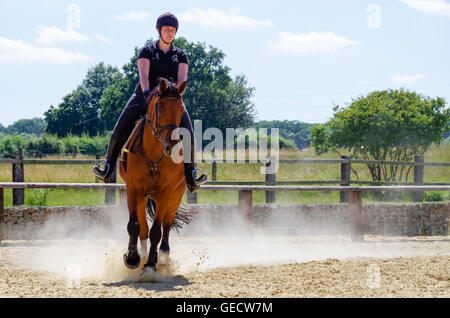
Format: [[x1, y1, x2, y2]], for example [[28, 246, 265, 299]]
[[123, 211, 141, 269], [146, 218, 162, 271], [123, 191, 146, 269], [138, 217, 161, 282]]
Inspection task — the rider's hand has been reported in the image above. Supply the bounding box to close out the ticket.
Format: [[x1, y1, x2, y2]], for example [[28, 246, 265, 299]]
[[143, 90, 151, 105]]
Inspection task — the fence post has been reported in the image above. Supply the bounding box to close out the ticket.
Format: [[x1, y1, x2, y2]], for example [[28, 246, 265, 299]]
[[0, 188, 5, 243], [340, 156, 351, 203], [104, 167, 117, 205], [212, 160, 217, 181], [238, 190, 253, 221], [265, 156, 276, 203], [12, 148, 24, 206], [187, 191, 197, 204], [72, 146, 77, 158], [119, 188, 127, 209], [413, 155, 424, 202], [349, 190, 364, 242]]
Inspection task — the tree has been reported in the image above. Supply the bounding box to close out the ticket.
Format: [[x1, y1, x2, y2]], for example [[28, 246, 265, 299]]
[[253, 120, 317, 149], [5, 118, 46, 135], [175, 37, 256, 131], [99, 48, 140, 131], [99, 37, 256, 134], [45, 63, 121, 137], [311, 89, 449, 182]]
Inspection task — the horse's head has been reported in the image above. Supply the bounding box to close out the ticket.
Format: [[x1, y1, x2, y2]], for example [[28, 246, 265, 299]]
[[147, 78, 187, 157]]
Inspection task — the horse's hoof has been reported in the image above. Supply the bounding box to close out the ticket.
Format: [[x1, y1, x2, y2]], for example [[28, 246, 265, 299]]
[[123, 252, 140, 269], [158, 250, 170, 265], [138, 265, 158, 283]]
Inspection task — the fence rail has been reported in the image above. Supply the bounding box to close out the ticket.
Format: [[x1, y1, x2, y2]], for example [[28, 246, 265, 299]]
[[1, 151, 449, 205], [1, 158, 450, 166], [1, 183, 450, 244]]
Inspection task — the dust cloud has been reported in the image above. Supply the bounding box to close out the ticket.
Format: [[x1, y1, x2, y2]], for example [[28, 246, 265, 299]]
[[3, 205, 449, 284]]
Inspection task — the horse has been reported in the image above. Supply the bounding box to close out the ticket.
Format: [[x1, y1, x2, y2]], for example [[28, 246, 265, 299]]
[[118, 78, 194, 281]]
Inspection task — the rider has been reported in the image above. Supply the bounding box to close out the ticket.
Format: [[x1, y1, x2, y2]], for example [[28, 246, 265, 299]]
[[93, 12, 207, 192]]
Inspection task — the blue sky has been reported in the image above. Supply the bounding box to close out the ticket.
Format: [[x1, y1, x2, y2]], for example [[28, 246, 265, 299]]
[[0, 0, 449, 127]]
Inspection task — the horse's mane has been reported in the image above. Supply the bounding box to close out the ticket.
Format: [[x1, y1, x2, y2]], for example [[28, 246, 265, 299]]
[[149, 77, 181, 99]]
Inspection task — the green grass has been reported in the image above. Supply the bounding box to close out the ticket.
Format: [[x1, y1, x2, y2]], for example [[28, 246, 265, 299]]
[[1, 144, 449, 206]]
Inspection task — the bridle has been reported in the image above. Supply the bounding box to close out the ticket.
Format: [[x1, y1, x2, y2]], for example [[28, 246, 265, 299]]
[[145, 94, 182, 143]]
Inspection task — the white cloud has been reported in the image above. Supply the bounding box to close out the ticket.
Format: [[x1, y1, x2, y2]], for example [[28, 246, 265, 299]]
[[115, 11, 151, 21], [357, 79, 384, 85], [390, 73, 426, 85], [178, 8, 275, 28], [94, 34, 113, 43], [0, 37, 93, 63], [35, 26, 112, 44], [398, 0, 450, 17], [35, 26, 90, 44], [268, 32, 361, 54]]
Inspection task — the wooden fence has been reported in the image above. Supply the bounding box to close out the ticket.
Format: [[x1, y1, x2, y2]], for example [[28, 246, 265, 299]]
[[1, 151, 449, 205], [1, 183, 450, 243]]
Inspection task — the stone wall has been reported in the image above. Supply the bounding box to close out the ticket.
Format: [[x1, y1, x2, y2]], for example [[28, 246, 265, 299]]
[[2, 202, 449, 240]]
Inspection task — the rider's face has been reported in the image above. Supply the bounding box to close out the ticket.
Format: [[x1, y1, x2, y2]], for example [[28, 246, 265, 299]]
[[159, 26, 176, 43]]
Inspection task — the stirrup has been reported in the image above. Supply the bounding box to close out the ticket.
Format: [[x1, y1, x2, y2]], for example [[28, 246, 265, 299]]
[[192, 168, 208, 185], [92, 160, 112, 180]]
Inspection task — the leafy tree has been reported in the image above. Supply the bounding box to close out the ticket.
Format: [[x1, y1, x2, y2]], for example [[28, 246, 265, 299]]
[[45, 63, 121, 136], [5, 118, 46, 135], [0, 123, 5, 135], [175, 37, 256, 131], [0, 135, 25, 158], [99, 48, 140, 131], [311, 89, 450, 182], [253, 120, 317, 149]]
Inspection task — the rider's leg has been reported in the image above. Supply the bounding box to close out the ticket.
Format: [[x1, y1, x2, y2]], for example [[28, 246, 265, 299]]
[[93, 94, 146, 181], [179, 108, 208, 193]]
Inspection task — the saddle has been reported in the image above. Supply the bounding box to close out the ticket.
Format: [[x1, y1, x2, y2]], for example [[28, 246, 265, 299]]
[[120, 117, 145, 172]]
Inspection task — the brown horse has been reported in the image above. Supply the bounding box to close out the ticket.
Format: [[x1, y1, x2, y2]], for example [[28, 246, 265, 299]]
[[118, 78, 193, 280]]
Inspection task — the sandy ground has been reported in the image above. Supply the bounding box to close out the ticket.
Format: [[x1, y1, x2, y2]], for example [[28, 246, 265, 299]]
[[0, 235, 449, 298]]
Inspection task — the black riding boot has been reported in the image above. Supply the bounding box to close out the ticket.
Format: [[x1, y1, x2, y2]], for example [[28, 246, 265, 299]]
[[92, 137, 123, 182], [93, 93, 147, 182], [180, 109, 208, 193]]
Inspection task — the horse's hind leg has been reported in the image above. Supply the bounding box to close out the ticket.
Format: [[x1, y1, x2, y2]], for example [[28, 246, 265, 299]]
[[144, 218, 162, 271]]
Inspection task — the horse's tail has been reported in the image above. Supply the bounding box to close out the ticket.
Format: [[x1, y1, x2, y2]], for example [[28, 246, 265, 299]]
[[145, 197, 197, 233]]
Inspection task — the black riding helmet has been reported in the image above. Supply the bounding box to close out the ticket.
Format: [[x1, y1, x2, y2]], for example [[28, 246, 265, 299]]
[[156, 12, 179, 31]]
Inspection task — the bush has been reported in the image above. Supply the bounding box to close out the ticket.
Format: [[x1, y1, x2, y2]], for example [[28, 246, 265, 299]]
[[78, 135, 108, 157], [24, 136, 41, 157], [423, 191, 445, 202], [0, 135, 25, 158], [62, 134, 81, 154], [36, 134, 63, 155], [25, 189, 50, 206]]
